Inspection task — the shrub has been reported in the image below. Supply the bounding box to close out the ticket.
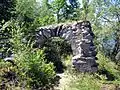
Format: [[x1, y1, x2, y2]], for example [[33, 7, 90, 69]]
[[0, 21, 57, 89], [0, 49, 57, 89], [97, 51, 120, 81], [14, 49, 56, 89], [0, 58, 19, 89]]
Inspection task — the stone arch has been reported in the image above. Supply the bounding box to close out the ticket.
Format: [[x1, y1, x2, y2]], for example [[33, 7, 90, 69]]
[[35, 21, 98, 72]]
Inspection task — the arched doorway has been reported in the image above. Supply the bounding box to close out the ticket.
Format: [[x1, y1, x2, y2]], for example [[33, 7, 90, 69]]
[[35, 21, 98, 72]]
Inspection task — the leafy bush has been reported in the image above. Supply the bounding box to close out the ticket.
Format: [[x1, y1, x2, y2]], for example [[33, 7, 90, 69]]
[[0, 49, 57, 89], [14, 49, 56, 89], [97, 52, 120, 81], [0, 21, 57, 89], [0, 59, 19, 90]]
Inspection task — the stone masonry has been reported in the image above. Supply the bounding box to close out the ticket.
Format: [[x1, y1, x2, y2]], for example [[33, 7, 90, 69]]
[[35, 21, 98, 72]]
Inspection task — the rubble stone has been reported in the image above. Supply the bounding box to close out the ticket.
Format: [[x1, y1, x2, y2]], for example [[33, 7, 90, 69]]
[[35, 21, 98, 72]]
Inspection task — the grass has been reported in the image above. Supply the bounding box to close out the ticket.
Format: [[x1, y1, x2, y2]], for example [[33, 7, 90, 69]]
[[58, 52, 120, 90]]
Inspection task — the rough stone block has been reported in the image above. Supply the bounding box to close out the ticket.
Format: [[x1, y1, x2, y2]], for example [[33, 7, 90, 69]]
[[34, 21, 98, 72]]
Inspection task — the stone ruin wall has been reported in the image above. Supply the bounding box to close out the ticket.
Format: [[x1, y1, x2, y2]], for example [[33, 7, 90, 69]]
[[35, 21, 98, 72]]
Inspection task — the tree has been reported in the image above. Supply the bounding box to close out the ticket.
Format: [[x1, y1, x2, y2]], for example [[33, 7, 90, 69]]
[[35, 0, 55, 26], [15, 0, 37, 22], [60, 4, 75, 21], [91, 0, 120, 59], [51, 0, 66, 23], [0, 0, 16, 22]]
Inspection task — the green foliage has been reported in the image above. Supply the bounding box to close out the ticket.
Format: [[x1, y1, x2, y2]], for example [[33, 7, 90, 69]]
[[0, 59, 22, 90], [1, 0, 120, 89], [68, 0, 80, 8], [92, 0, 120, 59], [0, 21, 57, 89], [66, 73, 102, 90], [51, 0, 65, 13], [0, 20, 13, 58], [11, 21, 56, 89], [0, 0, 16, 22], [51, 0, 66, 23], [15, 0, 37, 21], [0, 49, 56, 89], [97, 52, 120, 81], [42, 37, 72, 72], [15, 48, 56, 89], [35, 9, 55, 26]]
